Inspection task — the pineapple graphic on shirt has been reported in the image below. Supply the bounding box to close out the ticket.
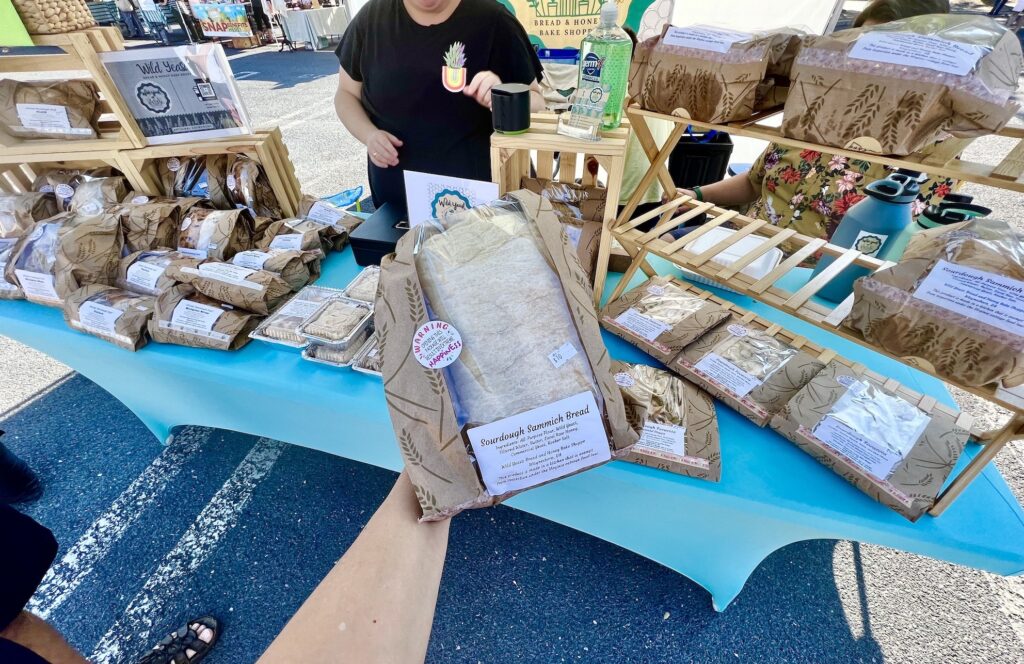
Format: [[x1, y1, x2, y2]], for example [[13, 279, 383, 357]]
[[442, 42, 467, 92]]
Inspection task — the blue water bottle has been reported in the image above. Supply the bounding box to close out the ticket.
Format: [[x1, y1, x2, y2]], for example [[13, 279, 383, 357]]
[[811, 172, 920, 303]]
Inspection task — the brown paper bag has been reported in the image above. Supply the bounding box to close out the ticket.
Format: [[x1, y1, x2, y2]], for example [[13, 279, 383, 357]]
[[299, 195, 358, 251], [0, 237, 23, 300], [64, 285, 156, 351], [377, 190, 638, 521], [231, 248, 315, 291], [227, 155, 283, 219], [177, 207, 254, 262], [770, 360, 972, 521], [0, 80, 99, 140], [257, 218, 325, 254], [115, 195, 204, 254], [117, 249, 203, 297], [149, 284, 262, 350], [601, 276, 731, 364], [613, 361, 721, 482], [68, 177, 128, 216], [165, 261, 295, 315], [0, 192, 58, 239], [520, 178, 607, 280]]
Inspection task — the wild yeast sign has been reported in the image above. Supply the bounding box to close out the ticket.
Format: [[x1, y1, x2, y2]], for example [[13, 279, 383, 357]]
[[499, 0, 658, 49]]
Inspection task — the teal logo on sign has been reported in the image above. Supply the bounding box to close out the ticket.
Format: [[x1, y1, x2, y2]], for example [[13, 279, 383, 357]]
[[431, 189, 472, 219]]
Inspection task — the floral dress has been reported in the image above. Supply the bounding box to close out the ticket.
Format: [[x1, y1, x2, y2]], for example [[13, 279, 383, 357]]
[[746, 144, 955, 263]]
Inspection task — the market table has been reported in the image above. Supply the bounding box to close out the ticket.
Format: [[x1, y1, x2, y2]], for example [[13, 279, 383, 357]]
[[1, 249, 1022, 611], [278, 7, 349, 50]]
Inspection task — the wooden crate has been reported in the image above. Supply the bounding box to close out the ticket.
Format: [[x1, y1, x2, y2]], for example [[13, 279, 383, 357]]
[[0, 149, 124, 194], [1, 28, 145, 155]]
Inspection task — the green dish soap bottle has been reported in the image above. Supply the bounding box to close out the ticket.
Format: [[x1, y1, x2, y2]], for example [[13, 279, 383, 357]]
[[579, 1, 632, 131]]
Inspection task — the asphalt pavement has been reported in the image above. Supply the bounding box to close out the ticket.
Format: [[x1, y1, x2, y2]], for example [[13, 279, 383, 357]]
[[2, 33, 1024, 664]]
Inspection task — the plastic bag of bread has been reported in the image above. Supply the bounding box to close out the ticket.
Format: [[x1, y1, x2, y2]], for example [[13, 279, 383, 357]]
[[630, 25, 802, 122], [4, 211, 123, 307], [601, 276, 731, 364], [844, 218, 1024, 388], [176, 207, 253, 261], [68, 176, 128, 216], [770, 360, 972, 521], [781, 14, 1023, 155], [0, 238, 23, 300], [250, 285, 345, 347], [149, 284, 262, 350], [226, 155, 283, 219], [0, 192, 58, 239], [64, 285, 156, 351], [32, 167, 116, 212], [232, 248, 315, 291], [158, 155, 232, 208], [519, 178, 606, 279], [378, 190, 637, 520], [0, 79, 100, 140], [164, 260, 294, 316], [299, 195, 360, 251], [117, 249, 202, 297], [115, 195, 204, 254], [613, 361, 721, 482]]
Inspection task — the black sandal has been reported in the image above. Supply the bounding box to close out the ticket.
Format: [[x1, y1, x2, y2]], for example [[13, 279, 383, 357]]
[[137, 616, 220, 664]]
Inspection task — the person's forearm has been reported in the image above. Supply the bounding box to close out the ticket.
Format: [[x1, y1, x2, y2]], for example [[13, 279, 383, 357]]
[[685, 173, 758, 208], [334, 89, 379, 146], [258, 472, 450, 664]]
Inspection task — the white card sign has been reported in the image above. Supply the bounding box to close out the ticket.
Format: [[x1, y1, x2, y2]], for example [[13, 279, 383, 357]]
[[403, 171, 498, 227]]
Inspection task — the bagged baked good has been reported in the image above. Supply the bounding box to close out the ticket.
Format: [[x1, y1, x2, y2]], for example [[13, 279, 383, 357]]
[[231, 248, 315, 291], [302, 327, 373, 368], [674, 312, 829, 426], [0, 192, 58, 239], [299, 195, 360, 251], [601, 276, 731, 364], [63, 285, 155, 351], [5, 211, 123, 307], [117, 249, 203, 297], [164, 260, 294, 316], [32, 168, 110, 211], [226, 155, 283, 219], [352, 331, 382, 376], [342, 265, 379, 303], [250, 285, 345, 347], [0, 238, 23, 300], [257, 217, 325, 254], [613, 361, 721, 482], [770, 359, 973, 521], [11, 0, 96, 34], [0, 80, 100, 140], [630, 25, 802, 122], [782, 14, 1023, 155], [378, 190, 637, 520], [298, 297, 373, 347], [115, 195, 204, 254], [68, 176, 128, 216], [158, 155, 232, 208], [520, 178, 606, 279], [176, 207, 253, 261], [844, 218, 1024, 388], [149, 284, 262, 350]]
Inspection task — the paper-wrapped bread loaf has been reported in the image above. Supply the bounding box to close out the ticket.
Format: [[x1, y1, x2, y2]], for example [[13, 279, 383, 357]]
[[0, 80, 100, 140]]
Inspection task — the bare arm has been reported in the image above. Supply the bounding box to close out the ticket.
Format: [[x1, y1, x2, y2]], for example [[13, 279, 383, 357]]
[[258, 472, 450, 664], [334, 67, 402, 168], [680, 173, 759, 208], [464, 72, 545, 112]]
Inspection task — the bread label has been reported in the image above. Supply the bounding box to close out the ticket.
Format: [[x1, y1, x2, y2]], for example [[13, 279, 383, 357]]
[[562, 223, 583, 250], [126, 261, 166, 292], [16, 103, 90, 135], [614, 308, 671, 342], [848, 31, 984, 76], [269, 233, 304, 250], [306, 201, 344, 228], [637, 422, 687, 458], [79, 301, 124, 336], [165, 299, 229, 341], [663, 25, 753, 53], [692, 352, 761, 398], [15, 270, 59, 302], [913, 259, 1024, 337], [233, 250, 273, 270]]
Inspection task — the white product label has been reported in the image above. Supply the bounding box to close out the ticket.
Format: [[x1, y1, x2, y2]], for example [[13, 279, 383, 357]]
[[78, 201, 103, 217], [614, 308, 671, 342], [15, 270, 59, 302], [663, 25, 753, 53], [693, 352, 762, 398], [637, 421, 687, 458], [851, 229, 889, 257], [232, 250, 274, 270], [39, 184, 53, 194], [276, 297, 323, 319], [55, 184, 74, 200], [185, 263, 263, 290], [167, 157, 181, 172], [306, 201, 344, 227], [131, 195, 150, 205], [176, 247, 207, 259], [413, 320, 463, 369], [126, 261, 167, 292], [647, 284, 666, 296], [727, 324, 748, 337], [16, 103, 90, 134], [614, 372, 635, 387], [563, 224, 583, 249], [269, 234, 304, 250], [849, 32, 984, 76], [467, 391, 611, 496], [812, 416, 906, 480], [226, 174, 237, 189], [913, 260, 1024, 337], [548, 342, 578, 369], [169, 299, 225, 336], [79, 301, 124, 335], [836, 374, 862, 390]]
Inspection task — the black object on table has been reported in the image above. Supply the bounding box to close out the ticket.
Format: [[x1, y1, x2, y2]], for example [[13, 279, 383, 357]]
[[349, 203, 409, 266]]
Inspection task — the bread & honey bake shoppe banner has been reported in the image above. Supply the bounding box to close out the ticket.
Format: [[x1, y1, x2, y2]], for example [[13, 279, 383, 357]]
[[500, 0, 659, 48]]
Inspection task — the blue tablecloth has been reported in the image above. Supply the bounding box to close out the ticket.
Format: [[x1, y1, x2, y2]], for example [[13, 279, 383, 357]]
[[1, 250, 1022, 611]]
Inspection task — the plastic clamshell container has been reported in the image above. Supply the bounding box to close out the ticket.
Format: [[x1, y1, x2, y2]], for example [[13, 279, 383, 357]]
[[296, 296, 373, 349], [249, 285, 347, 348], [678, 226, 783, 293], [342, 265, 380, 304], [352, 332, 382, 378]]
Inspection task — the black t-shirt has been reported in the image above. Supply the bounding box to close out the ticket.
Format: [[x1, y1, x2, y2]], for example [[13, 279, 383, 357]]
[[336, 0, 542, 209]]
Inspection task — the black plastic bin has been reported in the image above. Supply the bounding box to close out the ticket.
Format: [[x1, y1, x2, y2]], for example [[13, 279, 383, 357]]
[[668, 130, 734, 188]]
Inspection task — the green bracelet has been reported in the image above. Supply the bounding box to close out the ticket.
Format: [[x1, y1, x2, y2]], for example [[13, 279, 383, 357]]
[[692, 186, 704, 202]]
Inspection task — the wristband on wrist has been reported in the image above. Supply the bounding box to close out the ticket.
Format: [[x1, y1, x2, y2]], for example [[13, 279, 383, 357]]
[[692, 185, 704, 202]]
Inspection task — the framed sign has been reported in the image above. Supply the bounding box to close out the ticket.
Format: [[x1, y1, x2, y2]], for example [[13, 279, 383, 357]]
[[403, 171, 499, 227], [188, 1, 254, 38]]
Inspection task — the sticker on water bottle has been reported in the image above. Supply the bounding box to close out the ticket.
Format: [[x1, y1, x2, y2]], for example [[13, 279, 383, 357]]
[[851, 230, 889, 258]]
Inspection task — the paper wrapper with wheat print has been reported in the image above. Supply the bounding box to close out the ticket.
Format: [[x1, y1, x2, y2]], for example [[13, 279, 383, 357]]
[[299, 195, 360, 251], [164, 261, 294, 316], [0, 238, 23, 300], [177, 207, 254, 262], [376, 190, 638, 521], [1, 192, 58, 240], [630, 25, 802, 123], [149, 285, 262, 350], [844, 218, 1024, 389], [227, 156, 283, 219], [117, 249, 203, 297], [64, 285, 156, 351], [230, 248, 315, 291], [0, 80, 100, 140], [782, 15, 1023, 155], [770, 360, 972, 521], [613, 361, 721, 482], [520, 178, 606, 281], [116, 196, 204, 254]]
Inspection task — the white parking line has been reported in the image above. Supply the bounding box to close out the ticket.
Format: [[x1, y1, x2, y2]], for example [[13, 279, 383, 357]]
[[28, 434, 203, 620], [90, 438, 286, 664]]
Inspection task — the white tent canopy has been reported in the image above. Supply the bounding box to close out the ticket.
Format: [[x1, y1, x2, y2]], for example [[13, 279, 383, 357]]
[[668, 0, 846, 35]]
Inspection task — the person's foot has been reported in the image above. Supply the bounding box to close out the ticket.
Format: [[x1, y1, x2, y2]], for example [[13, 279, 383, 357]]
[[137, 616, 219, 664], [0, 431, 43, 504]]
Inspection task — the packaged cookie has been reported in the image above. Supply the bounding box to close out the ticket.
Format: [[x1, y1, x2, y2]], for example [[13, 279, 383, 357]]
[[342, 265, 380, 303], [297, 297, 373, 348], [64, 285, 155, 351], [232, 248, 315, 292], [352, 331, 382, 377], [674, 312, 830, 426], [117, 249, 202, 297], [613, 361, 721, 482], [226, 155, 283, 219], [770, 360, 973, 521], [0, 79, 100, 140], [149, 284, 262, 351], [249, 285, 346, 348], [601, 276, 731, 364], [0, 192, 58, 239], [164, 260, 294, 316], [302, 327, 373, 368], [176, 207, 253, 261]]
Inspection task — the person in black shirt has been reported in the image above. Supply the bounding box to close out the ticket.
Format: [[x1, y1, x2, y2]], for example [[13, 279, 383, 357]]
[[334, 0, 544, 210]]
